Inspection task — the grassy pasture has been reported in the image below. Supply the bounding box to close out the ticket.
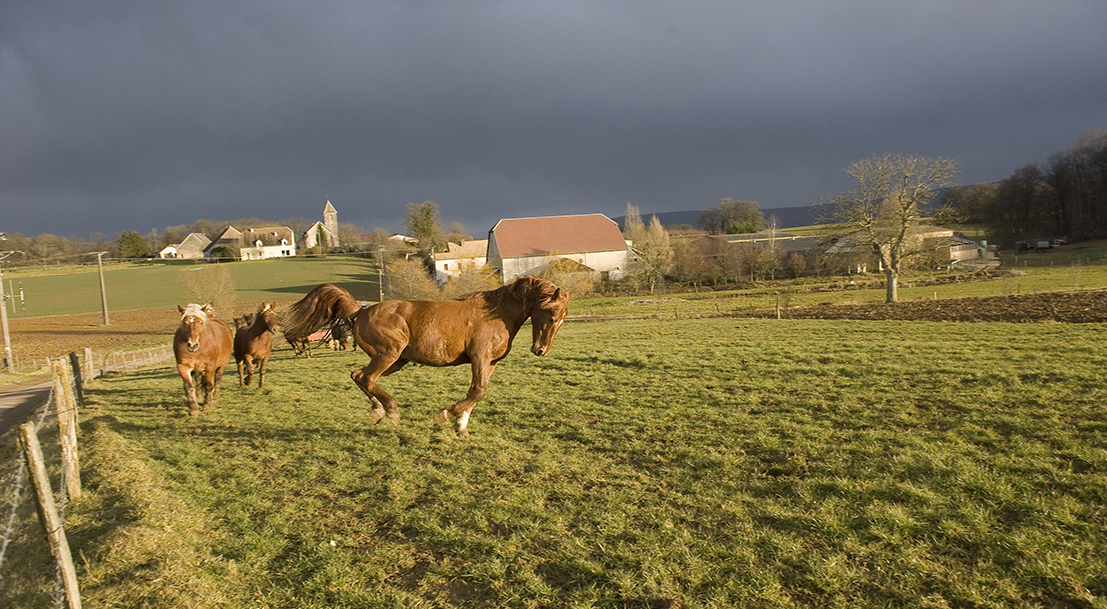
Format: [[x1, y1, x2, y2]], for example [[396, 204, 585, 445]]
[[4, 317, 1106, 607], [0, 255, 379, 318], [4, 243, 1107, 322]]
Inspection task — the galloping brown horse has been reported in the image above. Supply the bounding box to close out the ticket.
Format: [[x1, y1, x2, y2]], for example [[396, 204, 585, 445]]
[[174, 303, 234, 416], [234, 302, 278, 388], [284, 276, 569, 437]]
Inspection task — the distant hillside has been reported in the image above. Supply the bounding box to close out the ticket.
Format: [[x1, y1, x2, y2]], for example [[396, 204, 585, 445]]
[[614, 205, 821, 230]]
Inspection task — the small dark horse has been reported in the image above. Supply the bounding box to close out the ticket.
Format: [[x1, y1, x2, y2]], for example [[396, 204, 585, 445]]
[[284, 276, 569, 436], [174, 303, 234, 416], [234, 302, 278, 388]]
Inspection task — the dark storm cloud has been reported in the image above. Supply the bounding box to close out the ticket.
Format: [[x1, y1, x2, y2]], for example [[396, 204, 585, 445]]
[[2, 1, 1107, 239]]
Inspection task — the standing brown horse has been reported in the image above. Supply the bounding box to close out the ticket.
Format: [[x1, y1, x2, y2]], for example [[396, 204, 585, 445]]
[[174, 303, 234, 416], [284, 276, 569, 437], [234, 302, 278, 388]]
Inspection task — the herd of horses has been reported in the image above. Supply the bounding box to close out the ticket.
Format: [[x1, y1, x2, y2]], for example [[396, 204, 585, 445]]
[[172, 276, 570, 436]]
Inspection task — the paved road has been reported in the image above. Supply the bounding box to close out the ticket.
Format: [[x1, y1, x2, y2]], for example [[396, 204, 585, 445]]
[[0, 376, 52, 436]]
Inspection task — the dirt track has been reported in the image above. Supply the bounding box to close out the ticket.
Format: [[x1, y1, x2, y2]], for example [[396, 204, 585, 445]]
[[4, 291, 1107, 362]]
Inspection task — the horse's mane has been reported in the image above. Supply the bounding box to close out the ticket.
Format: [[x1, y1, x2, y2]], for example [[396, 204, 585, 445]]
[[464, 276, 559, 311], [180, 303, 213, 319], [283, 283, 360, 341]]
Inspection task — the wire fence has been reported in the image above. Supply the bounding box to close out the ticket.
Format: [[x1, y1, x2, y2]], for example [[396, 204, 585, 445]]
[[4, 344, 174, 377], [1, 361, 79, 608], [0, 345, 175, 608]]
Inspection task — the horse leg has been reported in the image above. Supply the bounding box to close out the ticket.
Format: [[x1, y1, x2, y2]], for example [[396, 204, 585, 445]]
[[236, 358, 246, 387], [350, 356, 407, 425], [179, 364, 201, 416], [193, 369, 209, 403], [257, 355, 269, 389], [436, 361, 495, 438], [203, 366, 224, 412], [243, 355, 254, 386]]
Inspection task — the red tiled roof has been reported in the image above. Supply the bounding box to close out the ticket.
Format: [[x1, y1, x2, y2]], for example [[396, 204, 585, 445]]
[[491, 214, 627, 258]]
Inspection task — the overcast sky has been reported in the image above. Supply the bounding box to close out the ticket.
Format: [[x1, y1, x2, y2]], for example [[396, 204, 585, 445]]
[[2, 1, 1106, 240]]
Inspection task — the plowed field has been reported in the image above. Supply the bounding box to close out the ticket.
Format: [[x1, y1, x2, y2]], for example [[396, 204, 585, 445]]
[[739, 289, 1107, 323], [4, 298, 296, 361]]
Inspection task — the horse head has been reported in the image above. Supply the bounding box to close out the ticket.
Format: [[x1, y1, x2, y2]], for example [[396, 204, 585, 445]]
[[178, 303, 211, 353], [256, 302, 279, 333], [522, 279, 569, 356]]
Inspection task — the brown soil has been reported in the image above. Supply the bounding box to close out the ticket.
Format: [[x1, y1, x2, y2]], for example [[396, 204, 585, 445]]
[[737, 290, 1107, 323], [4, 291, 1106, 362], [4, 299, 292, 361]]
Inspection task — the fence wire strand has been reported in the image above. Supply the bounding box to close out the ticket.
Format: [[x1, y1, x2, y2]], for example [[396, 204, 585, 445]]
[[0, 383, 57, 573]]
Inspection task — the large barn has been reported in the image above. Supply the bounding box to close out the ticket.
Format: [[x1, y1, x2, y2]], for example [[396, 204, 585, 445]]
[[487, 214, 629, 285]]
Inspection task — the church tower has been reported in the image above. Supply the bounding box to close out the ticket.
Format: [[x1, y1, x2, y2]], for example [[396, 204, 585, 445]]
[[323, 198, 339, 247]]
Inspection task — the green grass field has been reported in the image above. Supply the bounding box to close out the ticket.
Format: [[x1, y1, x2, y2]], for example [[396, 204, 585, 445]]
[[3, 316, 1106, 607], [4, 242, 1107, 320], [0, 255, 380, 318]]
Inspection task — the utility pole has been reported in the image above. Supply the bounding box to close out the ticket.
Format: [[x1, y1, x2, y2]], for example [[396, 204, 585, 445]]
[[0, 238, 16, 372], [0, 267, 11, 372], [96, 252, 109, 325], [378, 246, 385, 302]]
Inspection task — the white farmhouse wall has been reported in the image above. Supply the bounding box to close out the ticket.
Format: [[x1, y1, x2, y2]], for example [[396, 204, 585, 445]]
[[434, 257, 488, 283], [499, 250, 627, 284]]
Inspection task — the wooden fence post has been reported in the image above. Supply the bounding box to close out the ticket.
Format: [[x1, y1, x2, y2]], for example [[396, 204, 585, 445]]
[[51, 359, 82, 501], [83, 347, 94, 380], [68, 351, 85, 411], [19, 422, 83, 609]]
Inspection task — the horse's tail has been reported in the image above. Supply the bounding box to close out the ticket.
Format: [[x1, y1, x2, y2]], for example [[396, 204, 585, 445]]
[[282, 284, 361, 341]]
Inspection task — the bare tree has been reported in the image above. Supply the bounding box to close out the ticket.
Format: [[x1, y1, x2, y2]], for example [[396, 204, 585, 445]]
[[670, 237, 712, 288], [386, 258, 439, 300], [541, 258, 594, 297], [820, 152, 959, 302], [442, 263, 500, 299], [624, 204, 673, 292], [179, 264, 238, 314]]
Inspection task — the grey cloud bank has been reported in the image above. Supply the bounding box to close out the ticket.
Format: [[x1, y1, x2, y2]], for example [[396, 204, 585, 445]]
[[2, 1, 1106, 238]]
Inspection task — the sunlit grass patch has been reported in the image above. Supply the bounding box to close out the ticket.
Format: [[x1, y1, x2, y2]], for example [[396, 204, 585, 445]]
[[7, 318, 1103, 608]]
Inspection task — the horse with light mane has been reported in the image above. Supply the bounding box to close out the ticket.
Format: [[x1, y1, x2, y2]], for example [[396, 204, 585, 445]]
[[283, 276, 569, 437], [234, 302, 279, 388], [174, 303, 234, 416]]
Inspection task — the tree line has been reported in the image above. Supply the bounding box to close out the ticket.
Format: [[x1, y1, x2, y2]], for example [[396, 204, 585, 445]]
[[940, 129, 1107, 247], [0, 215, 410, 269]]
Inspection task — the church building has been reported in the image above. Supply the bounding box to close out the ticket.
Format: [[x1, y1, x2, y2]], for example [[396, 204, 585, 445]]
[[303, 199, 341, 250]]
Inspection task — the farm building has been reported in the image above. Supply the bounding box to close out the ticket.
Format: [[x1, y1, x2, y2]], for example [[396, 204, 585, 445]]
[[159, 232, 211, 259], [487, 213, 629, 285], [432, 239, 489, 284], [822, 225, 992, 273], [724, 230, 821, 257], [205, 226, 296, 260]]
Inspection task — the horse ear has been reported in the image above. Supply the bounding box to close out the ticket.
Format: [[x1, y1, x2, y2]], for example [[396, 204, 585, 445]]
[[178, 305, 185, 314], [202, 304, 216, 315], [553, 288, 561, 301]]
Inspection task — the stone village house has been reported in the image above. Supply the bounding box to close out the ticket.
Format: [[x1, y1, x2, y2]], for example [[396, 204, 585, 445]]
[[204, 225, 297, 260], [159, 232, 212, 259], [432, 239, 489, 284]]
